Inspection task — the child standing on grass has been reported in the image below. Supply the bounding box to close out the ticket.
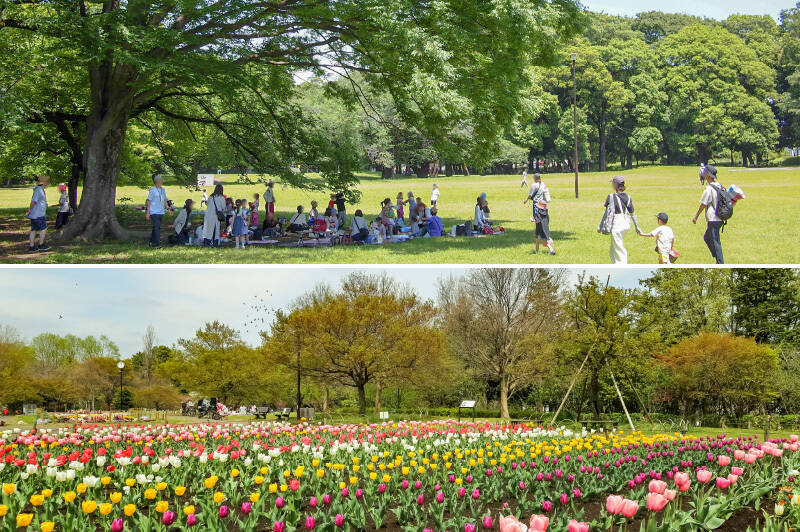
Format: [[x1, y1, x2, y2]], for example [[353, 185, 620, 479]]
[[638, 212, 676, 264], [201, 189, 208, 208], [231, 199, 249, 249], [55, 183, 71, 229], [252, 193, 260, 216], [25, 175, 51, 252], [248, 202, 258, 228], [431, 184, 440, 206], [396, 192, 406, 222], [264, 179, 276, 217]]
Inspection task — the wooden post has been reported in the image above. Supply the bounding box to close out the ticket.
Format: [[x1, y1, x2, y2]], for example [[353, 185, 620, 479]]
[[551, 350, 591, 426], [606, 360, 634, 432]]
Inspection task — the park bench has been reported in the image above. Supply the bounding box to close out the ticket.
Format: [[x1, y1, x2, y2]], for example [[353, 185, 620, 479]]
[[580, 420, 619, 432], [252, 406, 273, 420], [274, 408, 292, 421]]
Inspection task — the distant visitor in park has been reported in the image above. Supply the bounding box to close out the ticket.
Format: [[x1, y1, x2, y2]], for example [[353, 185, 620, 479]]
[[335, 192, 347, 229], [55, 183, 71, 230], [25, 175, 51, 253], [172, 199, 194, 245], [638, 212, 677, 264], [523, 173, 555, 255], [202, 184, 226, 247], [430, 184, 440, 206], [598, 175, 640, 264], [144, 175, 173, 249], [520, 167, 529, 188], [349, 209, 369, 243], [693, 164, 726, 264], [264, 179, 276, 216]]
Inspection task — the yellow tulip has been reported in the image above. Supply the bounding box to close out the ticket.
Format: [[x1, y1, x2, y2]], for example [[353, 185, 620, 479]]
[[41, 489, 53, 498], [2, 483, 15, 496], [213, 491, 225, 504], [41, 521, 55, 532], [63, 491, 76, 503], [100, 503, 113, 515], [231, 469, 239, 478], [382, 474, 391, 483], [0, 505, 6, 517], [204, 476, 218, 489], [155, 501, 169, 513], [369, 472, 377, 481], [268, 483, 278, 493], [254, 476, 264, 485], [175, 486, 186, 496], [125, 478, 135, 487], [156, 482, 167, 491], [249, 492, 260, 503], [280, 484, 287, 493], [101, 476, 111, 486], [82, 500, 97, 514], [316, 469, 325, 478], [260, 466, 269, 475], [30, 494, 45, 506], [16, 513, 33, 527], [76, 483, 87, 494], [144, 489, 157, 500], [124, 504, 136, 516], [110, 492, 122, 504], [183, 505, 195, 515]]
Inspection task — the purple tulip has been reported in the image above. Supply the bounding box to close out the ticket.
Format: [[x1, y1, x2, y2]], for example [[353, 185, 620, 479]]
[[401, 479, 409, 490], [483, 515, 493, 529], [355, 488, 363, 499], [322, 494, 331, 505], [458, 487, 466, 498], [276, 497, 285, 509], [560, 492, 568, 505], [162, 511, 176, 526], [449, 474, 456, 483], [241, 502, 252, 515], [334, 514, 345, 527], [341, 487, 349, 498], [415, 480, 422, 490], [417, 494, 425, 505], [219, 505, 229, 518], [378, 483, 386, 494], [305, 516, 316, 530], [472, 488, 480, 500], [273, 521, 286, 532], [111, 519, 124, 532], [519, 481, 526, 490], [436, 491, 445, 503], [465, 524, 477, 532], [186, 514, 198, 527], [573, 489, 582, 498], [542, 500, 553, 512]]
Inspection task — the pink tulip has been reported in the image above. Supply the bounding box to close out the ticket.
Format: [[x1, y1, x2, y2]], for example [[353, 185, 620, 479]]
[[648, 479, 667, 494], [275, 497, 285, 509], [606, 495, 624, 514], [458, 487, 466, 498], [416, 494, 425, 505], [646, 492, 668, 512], [717, 455, 731, 466], [560, 493, 569, 505], [499, 515, 528, 532], [305, 516, 316, 530], [696, 470, 713, 484], [186, 514, 197, 527], [219, 505, 229, 518], [664, 489, 676, 501], [744, 453, 756, 464], [483, 515, 493, 529], [727, 473, 739, 484], [541, 500, 553, 512], [111, 519, 124, 532], [733, 450, 746, 460], [716, 477, 730, 489], [162, 511, 176, 526], [309, 496, 318, 507], [567, 520, 590, 532], [273, 522, 286, 532], [465, 524, 477, 532], [791, 434, 799, 443], [241, 502, 252, 515], [529, 514, 550, 532], [472, 489, 480, 499], [731, 466, 743, 476], [334, 514, 344, 527], [436, 491, 445, 503], [673, 472, 689, 487], [621, 499, 639, 518]]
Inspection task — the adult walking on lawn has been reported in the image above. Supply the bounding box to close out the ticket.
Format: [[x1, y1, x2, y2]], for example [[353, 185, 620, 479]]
[[598, 175, 640, 264], [145, 175, 173, 248], [25, 175, 51, 253], [203, 184, 226, 247], [693, 164, 725, 264], [523, 173, 555, 255], [264, 179, 276, 218]]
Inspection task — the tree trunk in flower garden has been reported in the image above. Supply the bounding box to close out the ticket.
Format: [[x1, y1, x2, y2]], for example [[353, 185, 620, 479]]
[[357, 384, 366, 415], [590, 370, 601, 420], [322, 386, 329, 412], [374, 380, 382, 412], [499, 375, 510, 419]]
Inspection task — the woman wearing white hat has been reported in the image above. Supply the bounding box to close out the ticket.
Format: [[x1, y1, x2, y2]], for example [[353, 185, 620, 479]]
[[599, 175, 640, 264]]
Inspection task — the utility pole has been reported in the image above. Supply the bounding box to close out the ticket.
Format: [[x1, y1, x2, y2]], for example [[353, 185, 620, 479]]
[[571, 52, 579, 198]]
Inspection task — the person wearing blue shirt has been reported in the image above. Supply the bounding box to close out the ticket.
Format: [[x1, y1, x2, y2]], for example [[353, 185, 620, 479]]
[[25, 175, 51, 253], [145, 175, 173, 248], [428, 207, 443, 237]]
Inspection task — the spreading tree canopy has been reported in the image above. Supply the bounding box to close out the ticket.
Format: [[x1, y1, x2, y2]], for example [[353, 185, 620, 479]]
[[0, 0, 582, 241]]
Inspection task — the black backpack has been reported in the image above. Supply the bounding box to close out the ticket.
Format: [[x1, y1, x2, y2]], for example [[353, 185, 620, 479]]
[[712, 183, 734, 222]]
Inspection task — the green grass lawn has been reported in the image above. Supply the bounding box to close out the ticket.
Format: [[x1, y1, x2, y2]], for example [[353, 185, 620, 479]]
[[1, 165, 798, 264]]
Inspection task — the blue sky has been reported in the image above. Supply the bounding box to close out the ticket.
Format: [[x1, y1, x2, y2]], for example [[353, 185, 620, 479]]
[[583, 0, 792, 20], [0, 267, 653, 355]]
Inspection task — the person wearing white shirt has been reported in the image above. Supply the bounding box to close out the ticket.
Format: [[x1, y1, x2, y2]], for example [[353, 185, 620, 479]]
[[520, 168, 529, 188], [638, 212, 675, 264], [430, 184, 440, 206], [145, 175, 173, 248], [692, 164, 724, 264], [202, 184, 226, 247], [55, 183, 71, 230], [523, 173, 555, 255], [349, 210, 369, 243], [26, 175, 51, 252], [288, 205, 308, 232]]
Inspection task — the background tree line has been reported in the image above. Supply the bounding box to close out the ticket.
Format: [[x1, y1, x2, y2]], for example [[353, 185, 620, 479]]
[[1, 269, 798, 422]]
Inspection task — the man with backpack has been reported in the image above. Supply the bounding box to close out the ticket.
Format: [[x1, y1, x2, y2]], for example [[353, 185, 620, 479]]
[[692, 164, 732, 264]]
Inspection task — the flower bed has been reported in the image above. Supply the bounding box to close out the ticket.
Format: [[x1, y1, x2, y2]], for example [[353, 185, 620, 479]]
[[0, 420, 798, 531]]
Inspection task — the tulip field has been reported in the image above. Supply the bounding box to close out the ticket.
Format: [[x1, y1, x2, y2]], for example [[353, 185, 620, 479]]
[[1, 420, 799, 532]]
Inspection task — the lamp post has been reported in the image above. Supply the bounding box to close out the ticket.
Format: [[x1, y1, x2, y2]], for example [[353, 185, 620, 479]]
[[116, 361, 124, 410], [571, 52, 579, 198]]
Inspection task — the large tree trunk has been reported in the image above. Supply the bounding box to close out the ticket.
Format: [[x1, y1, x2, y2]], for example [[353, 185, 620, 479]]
[[499, 374, 510, 419], [68, 161, 81, 212], [356, 383, 366, 415], [61, 63, 138, 241], [322, 386, 329, 412], [598, 108, 607, 172], [381, 166, 394, 179], [444, 162, 453, 176], [590, 369, 601, 420]]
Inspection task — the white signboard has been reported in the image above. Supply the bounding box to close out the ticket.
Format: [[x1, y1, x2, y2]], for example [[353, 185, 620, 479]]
[[197, 174, 215, 187], [379, 411, 389, 420], [459, 400, 476, 408]]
